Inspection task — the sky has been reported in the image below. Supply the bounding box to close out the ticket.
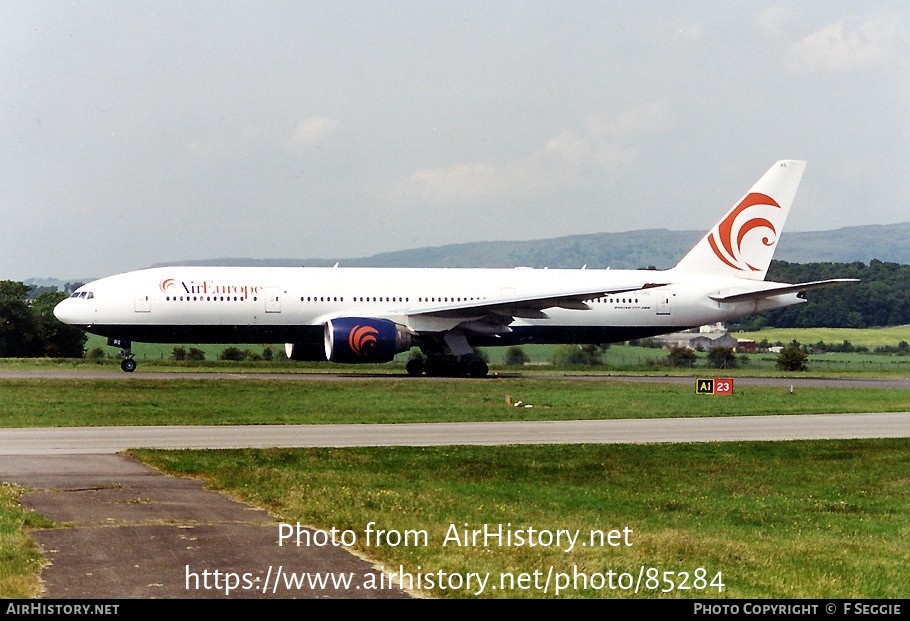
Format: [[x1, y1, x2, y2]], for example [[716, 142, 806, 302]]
[[3, 1, 908, 281]]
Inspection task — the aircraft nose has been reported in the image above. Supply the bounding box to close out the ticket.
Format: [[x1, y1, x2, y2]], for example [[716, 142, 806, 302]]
[[53, 298, 72, 323], [54, 298, 88, 326]]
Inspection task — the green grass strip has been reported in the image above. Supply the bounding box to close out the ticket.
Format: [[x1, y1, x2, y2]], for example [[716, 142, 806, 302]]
[[0, 483, 54, 598], [0, 378, 908, 427]]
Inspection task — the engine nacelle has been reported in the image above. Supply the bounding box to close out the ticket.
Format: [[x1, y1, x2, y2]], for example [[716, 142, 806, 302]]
[[285, 342, 327, 361], [324, 317, 413, 363]]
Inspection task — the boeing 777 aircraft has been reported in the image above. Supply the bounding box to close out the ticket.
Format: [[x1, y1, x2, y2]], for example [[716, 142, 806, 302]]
[[54, 160, 854, 375]]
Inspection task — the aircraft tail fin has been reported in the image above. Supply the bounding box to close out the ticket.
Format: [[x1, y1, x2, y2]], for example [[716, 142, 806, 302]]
[[673, 160, 806, 280]]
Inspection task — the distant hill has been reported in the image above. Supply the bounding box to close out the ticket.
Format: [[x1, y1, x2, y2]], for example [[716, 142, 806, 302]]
[[22, 277, 84, 293], [157, 222, 910, 270], [773, 223, 910, 265]]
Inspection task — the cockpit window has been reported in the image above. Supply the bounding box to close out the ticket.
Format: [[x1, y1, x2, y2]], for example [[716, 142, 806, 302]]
[[69, 291, 94, 299]]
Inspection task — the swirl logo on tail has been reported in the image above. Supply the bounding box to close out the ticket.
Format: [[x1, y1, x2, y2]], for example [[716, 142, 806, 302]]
[[708, 192, 781, 272], [348, 325, 379, 356]]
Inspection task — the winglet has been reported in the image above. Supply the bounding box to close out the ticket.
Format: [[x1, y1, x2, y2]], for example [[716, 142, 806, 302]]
[[673, 160, 806, 281]]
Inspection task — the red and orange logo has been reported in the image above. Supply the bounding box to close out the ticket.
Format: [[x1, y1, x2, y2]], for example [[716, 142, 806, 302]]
[[708, 192, 780, 272], [159, 278, 177, 293], [348, 325, 379, 356]]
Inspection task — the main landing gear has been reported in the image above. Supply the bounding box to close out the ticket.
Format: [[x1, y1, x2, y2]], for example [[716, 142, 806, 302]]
[[406, 352, 489, 377], [108, 337, 137, 373]]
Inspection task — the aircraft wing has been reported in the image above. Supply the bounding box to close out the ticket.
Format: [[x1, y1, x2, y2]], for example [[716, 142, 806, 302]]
[[709, 279, 859, 304], [409, 281, 667, 318]]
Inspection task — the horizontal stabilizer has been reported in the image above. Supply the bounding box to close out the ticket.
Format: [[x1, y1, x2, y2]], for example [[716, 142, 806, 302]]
[[709, 279, 859, 303]]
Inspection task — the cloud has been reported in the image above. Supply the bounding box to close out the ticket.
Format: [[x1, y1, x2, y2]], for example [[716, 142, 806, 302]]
[[398, 130, 591, 202], [789, 18, 896, 72], [398, 103, 671, 203], [288, 116, 338, 150]]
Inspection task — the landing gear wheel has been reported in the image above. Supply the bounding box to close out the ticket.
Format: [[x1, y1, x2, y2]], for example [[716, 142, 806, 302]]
[[468, 360, 489, 378], [406, 358, 424, 376], [120, 358, 137, 373]]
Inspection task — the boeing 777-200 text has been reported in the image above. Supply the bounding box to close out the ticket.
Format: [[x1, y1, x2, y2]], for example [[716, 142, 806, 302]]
[[54, 160, 855, 375]]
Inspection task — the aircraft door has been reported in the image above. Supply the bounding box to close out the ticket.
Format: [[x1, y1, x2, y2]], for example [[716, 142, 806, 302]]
[[265, 287, 282, 313], [134, 294, 151, 313], [656, 289, 671, 316]]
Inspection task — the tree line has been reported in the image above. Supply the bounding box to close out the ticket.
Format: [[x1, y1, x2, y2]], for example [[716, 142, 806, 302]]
[[0, 281, 86, 357], [731, 260, 910, 330]]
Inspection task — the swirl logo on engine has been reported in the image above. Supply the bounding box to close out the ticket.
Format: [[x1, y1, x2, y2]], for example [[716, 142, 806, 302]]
[[707, 192, 781, 272], [349, 325, 379, 356]]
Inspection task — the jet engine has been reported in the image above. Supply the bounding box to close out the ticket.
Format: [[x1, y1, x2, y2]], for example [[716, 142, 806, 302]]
[[324, 317, 413, 363], [284, 341, 327, 361]]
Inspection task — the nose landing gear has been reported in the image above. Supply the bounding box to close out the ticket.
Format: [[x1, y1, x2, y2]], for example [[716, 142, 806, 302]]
[[108, 337, 137, 373]]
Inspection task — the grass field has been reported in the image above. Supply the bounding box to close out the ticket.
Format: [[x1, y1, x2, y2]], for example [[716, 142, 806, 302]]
[[133, 439, 910, 598], [1, 378, 909, 427], [735, 325, 910, 349]]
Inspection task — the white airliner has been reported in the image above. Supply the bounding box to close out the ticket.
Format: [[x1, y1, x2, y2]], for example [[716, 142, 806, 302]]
[[55, 160, 854, 375]]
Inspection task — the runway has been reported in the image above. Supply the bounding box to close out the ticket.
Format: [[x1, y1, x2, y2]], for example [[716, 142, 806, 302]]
[[1, 412, 909, 455]]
